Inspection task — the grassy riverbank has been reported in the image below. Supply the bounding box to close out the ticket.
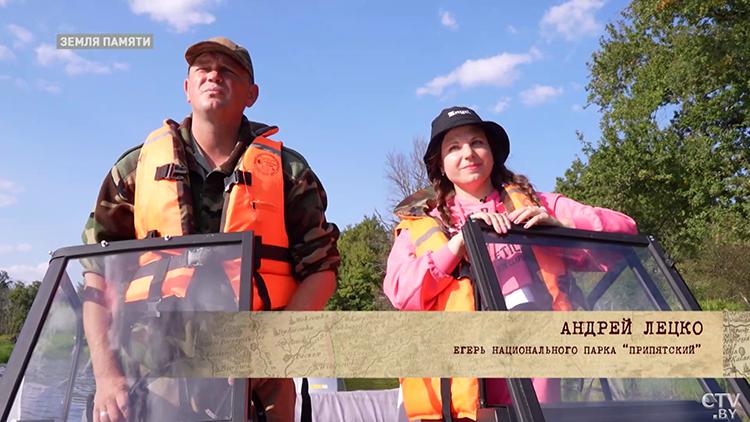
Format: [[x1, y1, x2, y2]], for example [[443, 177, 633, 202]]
[[0, 334, 14, 364], [344, 378, 399, 391]]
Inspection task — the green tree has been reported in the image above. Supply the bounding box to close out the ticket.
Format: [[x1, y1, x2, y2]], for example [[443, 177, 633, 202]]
[[7, 281, 42, 334], [0, 270, 12, 335], [326, 215, 395, 311], [555, 0, 750, 263]]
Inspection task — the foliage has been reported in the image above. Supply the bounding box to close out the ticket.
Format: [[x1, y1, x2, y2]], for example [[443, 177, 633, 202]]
[[0, 270, 42, 336], [0, 270, 42, 363], [325, 215, 396, 311], [555, 0, 750, 263]]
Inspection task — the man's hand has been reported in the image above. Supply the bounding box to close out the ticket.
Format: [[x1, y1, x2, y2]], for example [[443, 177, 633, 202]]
[[282, 270, 336, 311], [92, 374, 130, 422]]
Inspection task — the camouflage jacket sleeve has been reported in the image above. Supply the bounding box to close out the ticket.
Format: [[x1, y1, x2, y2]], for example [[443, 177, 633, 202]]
[[281, 146, 341, 281], [80, 146, 140, 275]]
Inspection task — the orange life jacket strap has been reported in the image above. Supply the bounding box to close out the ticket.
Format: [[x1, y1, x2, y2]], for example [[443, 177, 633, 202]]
[[253, 270, 272, 311], [501, 185, 572, 311], [223, 170, 252, 193], [126, 250, 218, 307], [126, 244, 292, 309], [154, 163, 188, 181], [441, 378, 452, 421], [134, 121, 193, 239], [145, 256, 171, 316]]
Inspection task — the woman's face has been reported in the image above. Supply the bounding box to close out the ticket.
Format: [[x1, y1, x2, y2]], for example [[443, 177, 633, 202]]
[[440, 124, 494, 192]]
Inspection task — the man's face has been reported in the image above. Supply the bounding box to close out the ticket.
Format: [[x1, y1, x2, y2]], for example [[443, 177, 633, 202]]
[[184, 51, 258, 116]]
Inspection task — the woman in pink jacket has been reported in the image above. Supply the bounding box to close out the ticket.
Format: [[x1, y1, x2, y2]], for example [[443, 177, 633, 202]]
[[384, 106, 637, 420]]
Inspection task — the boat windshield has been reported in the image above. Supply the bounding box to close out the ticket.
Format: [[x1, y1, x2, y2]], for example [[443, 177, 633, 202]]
[[1, 233, 252, 422], [463, 220, 750, 422]]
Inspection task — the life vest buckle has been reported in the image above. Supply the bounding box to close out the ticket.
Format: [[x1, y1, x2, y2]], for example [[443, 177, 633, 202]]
[[155, 163, 188, 181], [185, 248, 208, 267], [224, 170, 252, 193], [146, 299, 161, 318]]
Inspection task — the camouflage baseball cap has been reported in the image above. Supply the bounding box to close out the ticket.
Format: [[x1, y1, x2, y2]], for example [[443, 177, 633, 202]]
[[185, 37, 255, 84]]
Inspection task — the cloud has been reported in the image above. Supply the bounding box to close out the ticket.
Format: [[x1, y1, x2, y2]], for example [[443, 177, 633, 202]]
[[508, 25, 518, 34], [113, 62, 130, 71], [1, 262, 48, 283], [0, 243, 33, 254], [572, 104, 582, 112], [0, 74, 10, 80], [417, 47, 543, 97], [37, 79, 61, 93], [15, 78, 27, 88], [0, 0, 11, 7], [540, 0, 605, 41], [128, 0, 220, 33], [439, 8, 458, 30], [520, 85, 564, 106], [0, 45, 15, 61], [0, 179, 23, 207], [493, 97, 512, 113], [7, 24, 33, 49], [16, 243, 32, 252], [35, 44, 111, 75]]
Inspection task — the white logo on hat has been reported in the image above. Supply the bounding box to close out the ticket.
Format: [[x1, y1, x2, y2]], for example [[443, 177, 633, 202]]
[[447, 109, 471, 117]]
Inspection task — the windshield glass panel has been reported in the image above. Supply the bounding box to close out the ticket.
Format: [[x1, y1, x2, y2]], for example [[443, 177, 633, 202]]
[[9, 243, 243, 422], [480, 231, 748, 422]]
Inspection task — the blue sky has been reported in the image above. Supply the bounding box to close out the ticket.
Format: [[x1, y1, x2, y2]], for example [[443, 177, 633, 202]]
[[0, 0, 629, 282]]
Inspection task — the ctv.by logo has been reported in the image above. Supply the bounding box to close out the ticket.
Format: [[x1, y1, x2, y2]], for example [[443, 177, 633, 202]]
[[702, 393, 743, 420]]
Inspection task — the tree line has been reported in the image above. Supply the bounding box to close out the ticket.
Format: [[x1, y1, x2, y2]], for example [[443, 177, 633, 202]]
[[0, 270, 41, 338]]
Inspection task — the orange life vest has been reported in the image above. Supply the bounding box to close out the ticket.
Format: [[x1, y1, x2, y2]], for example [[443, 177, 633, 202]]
[[394, 185, 572, 421], [125, 120, 297, 311], [500, 186, 573, 313]]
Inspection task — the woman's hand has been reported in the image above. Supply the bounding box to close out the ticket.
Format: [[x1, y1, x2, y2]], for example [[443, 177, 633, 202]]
[[469, 211, 513, 234], [507, 206, 575, 229]]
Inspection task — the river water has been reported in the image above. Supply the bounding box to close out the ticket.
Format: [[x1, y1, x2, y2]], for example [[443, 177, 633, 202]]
[[0, 358, 94, 422]]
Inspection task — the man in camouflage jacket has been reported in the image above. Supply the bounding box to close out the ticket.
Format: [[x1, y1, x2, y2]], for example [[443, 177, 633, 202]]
[[80, 37, 340, 422]]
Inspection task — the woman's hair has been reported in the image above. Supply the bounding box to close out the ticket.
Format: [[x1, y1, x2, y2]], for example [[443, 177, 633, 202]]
[[424, 127, 541, 229]]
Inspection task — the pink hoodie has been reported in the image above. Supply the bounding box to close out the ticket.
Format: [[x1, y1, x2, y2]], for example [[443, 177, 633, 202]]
[[383, 188, 637, 404]]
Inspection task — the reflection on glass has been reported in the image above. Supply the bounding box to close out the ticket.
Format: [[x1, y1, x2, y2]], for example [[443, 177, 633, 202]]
[[481, 232, 748, 422], [9, 244, 242, 422]]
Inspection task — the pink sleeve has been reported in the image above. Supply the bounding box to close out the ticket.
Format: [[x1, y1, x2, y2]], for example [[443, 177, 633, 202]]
[[538, 192, 638, 272], [383, 229, 462, 311], [539, 193, 638, 234]]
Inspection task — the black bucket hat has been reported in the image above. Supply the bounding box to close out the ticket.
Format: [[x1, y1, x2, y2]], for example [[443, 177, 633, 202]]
[[423, 106, 510, 167]]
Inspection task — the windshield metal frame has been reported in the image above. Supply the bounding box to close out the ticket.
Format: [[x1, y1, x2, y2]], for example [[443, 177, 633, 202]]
[[0, 231, 256, 422]]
